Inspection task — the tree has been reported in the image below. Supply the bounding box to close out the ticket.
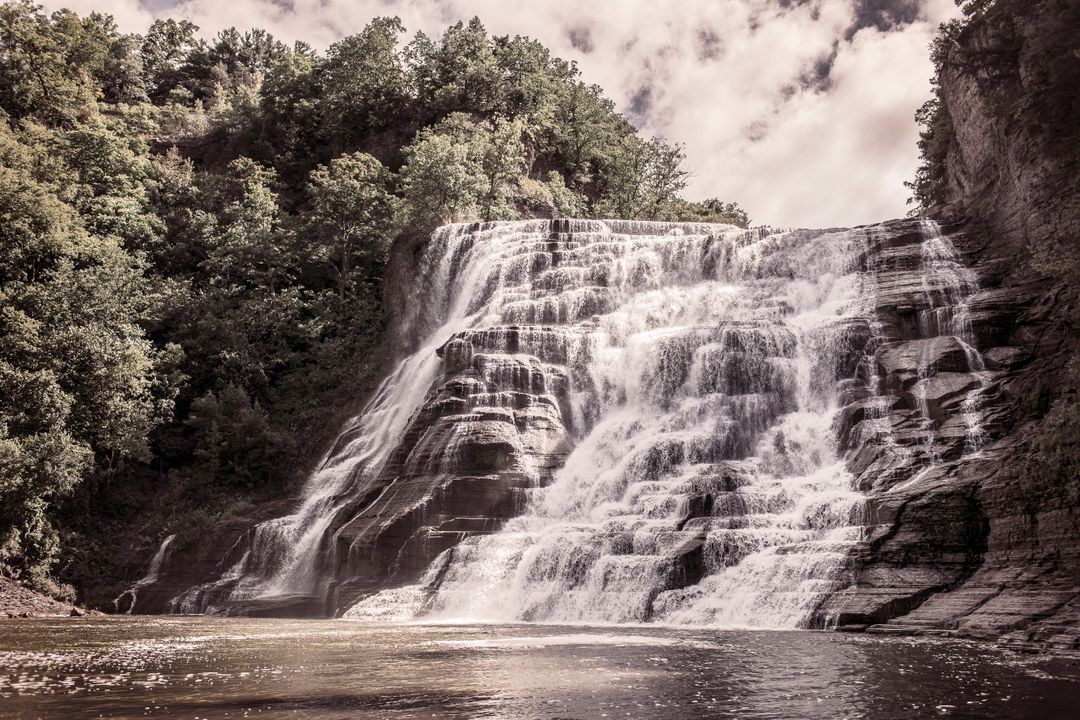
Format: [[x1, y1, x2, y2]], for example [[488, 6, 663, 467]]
[[203, 157, 291, 293], [595, 137, 688, 219], [492, 35, 561, 129], [400, 120, 484, 226], [478, 116, 526, 220], [186, 384, 284, 490], [301, 152, 400, 302], [400, 113, 525, 226], [55, 122, 161, 249], [99, 31, 147, 104], [320, 17, 410, 152], [140, 18, 201, 103], [669, 198, 750, 228], [546, 78, 631, 191], [407, 17, 502, 120], [0, 1, 99, 125], [255, 49, 322, 181], [0, 162, 164, 588], [68, 11, 147, 105]]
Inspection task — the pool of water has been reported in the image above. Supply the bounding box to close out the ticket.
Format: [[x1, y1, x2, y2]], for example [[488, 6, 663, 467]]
[[1, 617, 1077, 718]]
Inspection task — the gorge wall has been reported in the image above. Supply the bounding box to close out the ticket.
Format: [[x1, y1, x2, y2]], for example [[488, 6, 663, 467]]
[[124, 0, 1080, 652], [825, 0, 1080, 651]]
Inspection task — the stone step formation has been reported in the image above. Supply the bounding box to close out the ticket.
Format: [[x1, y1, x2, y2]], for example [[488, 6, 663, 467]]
[[134, 217, 1037, 632]]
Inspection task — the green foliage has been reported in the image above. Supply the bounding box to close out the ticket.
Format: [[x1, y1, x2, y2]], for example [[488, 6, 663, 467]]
[[301, 152, 401, 299], [958, 0, 996, 17], [1031, 397, 1080, 503], [518, 171, 587, 218], [905, 15, 964, 212], [321, 17, 410, 151], [1020, 358, 1080, 505], [668, 198, 751, 228], [407, 18, 502, 120], [0, 130, 162, 585], [140, 18, 200, 103], [594, 137, 689, 219], [402, 129, 480, 225], [0, 1, 101, 125], [401, 113, 528, 226]]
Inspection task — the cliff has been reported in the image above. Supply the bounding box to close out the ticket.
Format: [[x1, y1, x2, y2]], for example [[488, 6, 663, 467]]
[[826, 0, 1080, 653]]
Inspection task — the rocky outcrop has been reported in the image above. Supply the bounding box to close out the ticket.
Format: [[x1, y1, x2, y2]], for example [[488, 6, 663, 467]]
[[937, 0, 1080, 259], [822, 0, 1080, 654], [0, 577, 95, 618], [324, 333, 576, 611]]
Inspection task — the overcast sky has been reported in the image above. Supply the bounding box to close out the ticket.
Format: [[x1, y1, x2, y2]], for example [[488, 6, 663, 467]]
[[44, 0, 960, 228]]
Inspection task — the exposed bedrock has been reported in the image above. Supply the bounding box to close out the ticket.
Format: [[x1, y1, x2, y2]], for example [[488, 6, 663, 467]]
[[815, 216, 1080, 649], [820, 0, 1080, 653]]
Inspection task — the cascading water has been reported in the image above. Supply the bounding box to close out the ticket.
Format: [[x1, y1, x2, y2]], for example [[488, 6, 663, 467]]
[[167, 217, 998, 627], [115, 534, 175, 613], [915, 220, 992, 459], [170, 223, 536, 612], [332, 219, 878, 628]]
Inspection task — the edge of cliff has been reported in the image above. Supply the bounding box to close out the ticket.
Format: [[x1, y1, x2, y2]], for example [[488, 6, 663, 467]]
[[826, 0, 1080, 655]]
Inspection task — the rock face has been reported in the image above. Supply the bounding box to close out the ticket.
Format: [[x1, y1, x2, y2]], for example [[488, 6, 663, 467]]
[[823, 218, 1080, 651], [822, 0, 1080, 653]]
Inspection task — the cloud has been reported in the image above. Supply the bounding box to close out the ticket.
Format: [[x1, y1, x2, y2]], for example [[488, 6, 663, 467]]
[[43, 0, 960, 227]]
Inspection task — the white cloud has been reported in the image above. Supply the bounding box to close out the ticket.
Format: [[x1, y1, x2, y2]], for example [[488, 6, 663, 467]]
[[42, 0, 960, 227]]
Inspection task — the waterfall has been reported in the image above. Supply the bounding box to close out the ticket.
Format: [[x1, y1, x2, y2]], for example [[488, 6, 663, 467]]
[[170, 223, 528, 611], [335, 219, 877, 627], [115, 534, 175, 614], [916, 220, 991, 459], [169, 217, 996, 627]]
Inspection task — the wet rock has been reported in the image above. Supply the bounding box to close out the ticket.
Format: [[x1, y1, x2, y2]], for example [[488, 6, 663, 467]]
[[835, 0, 1080, 652], [903, 373, 982, 423], [666, 533, 707, 591], [876, 338, 974, 392], [984, 346, 1029, 369]]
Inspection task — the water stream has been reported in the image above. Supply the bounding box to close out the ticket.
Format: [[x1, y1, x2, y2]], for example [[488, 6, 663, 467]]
[[3, 617, 1077, 720]]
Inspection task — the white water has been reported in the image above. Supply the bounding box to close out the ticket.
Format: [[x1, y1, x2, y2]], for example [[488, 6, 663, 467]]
[[171, 224, 548, 610], [117, 534, 175, 614], [915, 219, 992, 459], [334, 219, 877, 628]]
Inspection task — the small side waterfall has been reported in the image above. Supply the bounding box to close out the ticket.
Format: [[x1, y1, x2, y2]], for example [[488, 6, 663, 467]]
[[915, 220, 991, 460], [114, 534, 175, 614]]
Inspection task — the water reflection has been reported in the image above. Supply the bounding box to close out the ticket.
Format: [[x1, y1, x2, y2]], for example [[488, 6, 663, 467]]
[[0, 618, 1077, 719]]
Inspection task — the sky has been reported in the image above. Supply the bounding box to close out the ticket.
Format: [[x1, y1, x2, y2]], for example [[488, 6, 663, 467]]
[[42, 0, 961, 228]]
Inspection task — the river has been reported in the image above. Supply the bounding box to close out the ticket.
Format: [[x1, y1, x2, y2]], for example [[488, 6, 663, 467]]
[[1, 617, 1077, 718]]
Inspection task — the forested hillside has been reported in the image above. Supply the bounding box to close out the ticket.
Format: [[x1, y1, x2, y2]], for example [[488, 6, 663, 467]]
[[0, 0, 747, 603]]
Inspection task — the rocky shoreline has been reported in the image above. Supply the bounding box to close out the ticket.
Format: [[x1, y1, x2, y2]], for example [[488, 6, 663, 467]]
[[0, 577, 96, 619]]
